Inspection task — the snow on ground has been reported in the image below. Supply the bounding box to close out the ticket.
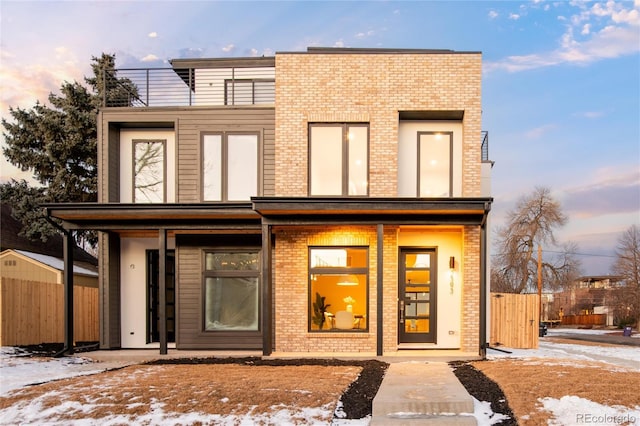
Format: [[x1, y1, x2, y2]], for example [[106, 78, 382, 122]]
[[1, 329, 638, 425], [538, 396, 640, 426], [488, 328, 640, 371]]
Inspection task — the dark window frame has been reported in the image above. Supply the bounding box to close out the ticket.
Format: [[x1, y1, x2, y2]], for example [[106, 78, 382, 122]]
[[416, 131, 453, 198], [201, 131, 262, 202], [308, 246, 369, 333], [202, 249, 261, 333], [132, 139, 167, 203], [308, 123, 370, 197], [224, 78, 276, 105]]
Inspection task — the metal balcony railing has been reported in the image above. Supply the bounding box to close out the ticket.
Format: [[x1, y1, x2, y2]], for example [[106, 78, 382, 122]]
[[481, 131, 489, 161], [102, 66, 275, 108]]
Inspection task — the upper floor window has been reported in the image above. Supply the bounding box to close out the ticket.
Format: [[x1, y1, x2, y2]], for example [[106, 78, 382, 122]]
[[418, 132, 452, 197], [225, 79, 275, 105], [309, 124, 369, 196], [133, 140, 165, 203], [202, 132, 259, 201]]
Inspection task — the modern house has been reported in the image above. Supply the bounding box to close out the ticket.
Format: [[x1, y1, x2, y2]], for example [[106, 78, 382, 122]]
[[46, 47, 493, 358]]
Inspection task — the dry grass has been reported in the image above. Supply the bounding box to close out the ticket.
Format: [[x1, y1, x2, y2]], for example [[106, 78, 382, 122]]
[[0, 364, 361, 423], [473, 357, 640, 425]]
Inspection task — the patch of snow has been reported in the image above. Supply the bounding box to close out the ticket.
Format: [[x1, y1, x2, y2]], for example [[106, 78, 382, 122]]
[[539, 395, 640, 426], [473, 397, 511, 425]]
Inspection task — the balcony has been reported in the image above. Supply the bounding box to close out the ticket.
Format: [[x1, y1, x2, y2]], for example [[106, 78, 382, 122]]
[[102, 65, 275, 108], [481, 131, 490, 162]]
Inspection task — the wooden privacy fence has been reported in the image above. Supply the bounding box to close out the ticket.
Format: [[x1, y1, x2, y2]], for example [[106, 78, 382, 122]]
[[0, 278, 99, 346], [490, 292, 540, 349], [561, 314, 606, 326]]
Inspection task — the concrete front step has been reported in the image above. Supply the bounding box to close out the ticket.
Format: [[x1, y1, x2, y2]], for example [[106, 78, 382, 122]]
[[372, 361, 476, 425], [370, 414, 477, 425]]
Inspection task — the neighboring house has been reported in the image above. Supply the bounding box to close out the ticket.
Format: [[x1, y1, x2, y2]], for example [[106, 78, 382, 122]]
[[46, 47, 493, 357], [0, 250, 97, 287], [0, 203, 98, 286]]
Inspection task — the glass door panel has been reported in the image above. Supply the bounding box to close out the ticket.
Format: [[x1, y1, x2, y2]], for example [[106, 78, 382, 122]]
[[399, 249, 437, 343]]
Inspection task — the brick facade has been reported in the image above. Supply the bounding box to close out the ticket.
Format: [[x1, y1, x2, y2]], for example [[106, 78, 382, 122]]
[[271, 51, 486, 355], [275, 52, 482, 197]]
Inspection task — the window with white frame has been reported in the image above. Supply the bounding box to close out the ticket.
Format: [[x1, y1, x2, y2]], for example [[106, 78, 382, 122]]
[[202, 132, 259, 201], [309, 124, 368, 196], [203, 251, 260, 331]]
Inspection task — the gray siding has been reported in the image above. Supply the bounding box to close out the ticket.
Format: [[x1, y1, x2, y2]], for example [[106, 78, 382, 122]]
[[99, 232, 121, 349], [99, 106, 276, 203]]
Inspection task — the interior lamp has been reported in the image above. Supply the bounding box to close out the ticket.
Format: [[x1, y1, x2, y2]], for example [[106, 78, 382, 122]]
[[337, 274, 359, 286]]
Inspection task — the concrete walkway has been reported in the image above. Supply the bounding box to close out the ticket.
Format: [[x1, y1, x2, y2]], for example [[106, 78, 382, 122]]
[[371, 361, 476, 425]]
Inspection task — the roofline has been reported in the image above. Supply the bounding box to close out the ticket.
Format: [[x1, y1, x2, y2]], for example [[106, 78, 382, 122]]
[[277, 47, 482, 55], [169, 56, 275, 69]]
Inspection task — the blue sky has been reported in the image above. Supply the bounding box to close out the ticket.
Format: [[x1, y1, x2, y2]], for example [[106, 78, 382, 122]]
[[1, 0, 638, 274]]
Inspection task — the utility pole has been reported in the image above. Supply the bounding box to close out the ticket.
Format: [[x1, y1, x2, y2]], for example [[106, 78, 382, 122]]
[[538, 245, 542, 323]]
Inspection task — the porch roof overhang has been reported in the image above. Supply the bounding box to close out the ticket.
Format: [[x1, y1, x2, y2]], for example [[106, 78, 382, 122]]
[[252, 197, 492, 226], [44, 202, 261, 231]]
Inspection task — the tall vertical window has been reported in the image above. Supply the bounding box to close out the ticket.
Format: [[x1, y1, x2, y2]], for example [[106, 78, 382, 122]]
[[309, 247, 368, 332], [203, 133, 259, 201], [418, 132, 452, 197], [204, 251, 260, 331], [309, 124, 368, 196], [133, 140, 165, 203]]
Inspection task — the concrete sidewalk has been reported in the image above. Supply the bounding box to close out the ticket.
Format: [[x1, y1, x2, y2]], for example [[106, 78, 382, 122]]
[[371, 361, 476, 425]]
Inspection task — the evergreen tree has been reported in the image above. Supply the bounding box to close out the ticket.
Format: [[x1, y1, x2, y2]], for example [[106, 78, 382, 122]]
[[1, 54, 137, 246]]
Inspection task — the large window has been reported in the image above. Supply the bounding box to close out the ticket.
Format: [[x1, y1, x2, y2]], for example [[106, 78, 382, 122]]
[[203, 133, 259, 201], [309, 247, 368, 332], [133, 140, 165, 203], [418, 132, 452, 197], [203, 251, 260, 331], [309, 124, 368, 196]]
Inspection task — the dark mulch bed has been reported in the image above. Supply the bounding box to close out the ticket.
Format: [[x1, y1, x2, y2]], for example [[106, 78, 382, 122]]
[[451, 361, 517, 425], [19, 343, 515, 422]]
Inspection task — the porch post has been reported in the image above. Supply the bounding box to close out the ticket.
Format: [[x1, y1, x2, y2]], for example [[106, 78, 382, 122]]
[[262, 224, 273, 356], [63, 230, 75, 355], [479, 221, 488, 359], [159, 228, 168, 355], [376, 224, 384, 356]]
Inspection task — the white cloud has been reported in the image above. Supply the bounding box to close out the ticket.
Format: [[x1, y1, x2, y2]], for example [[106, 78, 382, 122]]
[[355, 30, 375, 39], [509, 13, 520, 20], [249, 48, 258, 57], [222, 44, 235, 53], [488, 10, 499, 19], [148, 32, 158, 38], [334, 40, 345, 48], [485, 1, 640, 73], [573, 110, 605, 119], [524, 124, 557, 139], [141, 54, 158, 62]]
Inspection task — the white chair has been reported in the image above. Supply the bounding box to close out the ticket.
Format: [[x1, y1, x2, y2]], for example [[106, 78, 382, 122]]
[[334, 310, 355, 330]]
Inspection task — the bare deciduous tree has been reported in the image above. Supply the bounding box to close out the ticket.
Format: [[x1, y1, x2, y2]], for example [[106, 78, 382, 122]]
[[491, 186, 581, 293], [610, 225, 640, 326]]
